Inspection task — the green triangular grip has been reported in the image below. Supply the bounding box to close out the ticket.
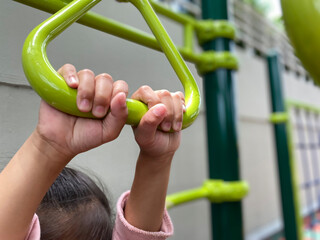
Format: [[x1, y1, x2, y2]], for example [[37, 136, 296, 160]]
[[22, 0, 201, 128]]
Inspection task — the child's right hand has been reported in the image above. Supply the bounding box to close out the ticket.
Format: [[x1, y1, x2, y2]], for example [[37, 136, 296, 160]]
[[35, 64, 129, 161], [131, 86, 185, 160], [124, 86, 185, 232]]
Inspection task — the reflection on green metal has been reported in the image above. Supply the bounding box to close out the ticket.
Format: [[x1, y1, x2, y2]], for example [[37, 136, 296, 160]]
[[269, 112, 289, 124], [281, 0, 320, 86], [20, 0, 200, 128], [166, 180, 249, 209]]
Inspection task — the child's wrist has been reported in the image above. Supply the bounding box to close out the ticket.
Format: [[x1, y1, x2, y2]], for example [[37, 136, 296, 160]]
[[137, 151, 174, 172], [30, 130, 73, 167]]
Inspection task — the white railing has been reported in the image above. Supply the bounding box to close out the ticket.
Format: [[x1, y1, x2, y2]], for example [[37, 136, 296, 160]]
[[230, 0, 308, 78]]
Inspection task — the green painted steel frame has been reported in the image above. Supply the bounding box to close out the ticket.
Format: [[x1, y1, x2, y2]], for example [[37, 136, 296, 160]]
[[17, 0, 201, 127], [267, 51, 302, 240], [201, 0, 244, 239], [14, 0, 238, 72], [166, 180, 249, 209]]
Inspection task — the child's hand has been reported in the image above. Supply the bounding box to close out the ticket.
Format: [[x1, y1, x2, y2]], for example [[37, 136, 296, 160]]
[[125, 86, 185, 232], [35, 64, 128, 160], [131, 86, 185, 160]]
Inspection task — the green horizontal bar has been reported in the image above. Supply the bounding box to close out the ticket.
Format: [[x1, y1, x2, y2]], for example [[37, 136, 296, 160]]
[[13, 0, 204, 64], [150, 0, 197, 25], [286, 99, 320, 114], [184, 24, 194, 53], [166, 187, 207, 209], [166, 180, 249, 209]]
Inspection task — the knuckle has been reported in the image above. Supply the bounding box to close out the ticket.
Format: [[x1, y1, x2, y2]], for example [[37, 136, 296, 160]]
[[94, 94, 109, 105], [140, 85, 152, 92], [97, 73, 113, 82], [158, 90, 171, 98], [175, 91, 185, 99], [114, 80, 129, 93], [115, 80, 128, 87], [143, 117, 156, 127], [176, 112, 183, 121], [63, 63, 75, 70], [78, 88, 94, 99], [79, 69, 94, 76]]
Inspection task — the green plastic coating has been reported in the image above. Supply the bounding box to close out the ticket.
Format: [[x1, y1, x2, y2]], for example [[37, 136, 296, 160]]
[[22, 0, 201, 127], [269, 112, 289, 124], [166, 180, 249, 209]]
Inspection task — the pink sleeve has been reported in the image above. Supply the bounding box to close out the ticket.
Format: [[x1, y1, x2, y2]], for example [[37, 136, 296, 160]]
[[112, 191, 174, 240], [24, 214, 40, 240]]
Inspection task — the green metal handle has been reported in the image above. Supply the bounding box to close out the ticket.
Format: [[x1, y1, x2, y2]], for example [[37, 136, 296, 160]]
[[22, 0, 201, 127], [166, 180, 249, 209]]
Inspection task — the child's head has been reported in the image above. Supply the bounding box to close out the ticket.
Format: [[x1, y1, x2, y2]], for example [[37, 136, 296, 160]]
[[36, 167, 114, 240]]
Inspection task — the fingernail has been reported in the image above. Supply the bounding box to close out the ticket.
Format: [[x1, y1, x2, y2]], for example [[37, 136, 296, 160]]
[[173, 121, 182, 131], [161, 122, 171, 132], [79, 99, 90, 111], [182, 104, 186, 112], [69, 76, 77, 84], [93, 105, 106, 117], [118, 92, 127, 108]]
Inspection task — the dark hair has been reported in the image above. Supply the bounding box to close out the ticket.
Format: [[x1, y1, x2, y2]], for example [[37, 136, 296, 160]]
[[36, 167, 114, 240]]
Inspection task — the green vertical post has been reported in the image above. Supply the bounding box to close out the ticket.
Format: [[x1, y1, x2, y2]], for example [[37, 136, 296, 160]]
[[267, 52, 301, 240], [200, 0, 243, 239]]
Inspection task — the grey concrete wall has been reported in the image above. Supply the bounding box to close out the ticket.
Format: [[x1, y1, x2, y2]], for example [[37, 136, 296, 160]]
[[2, 1, 319, 239]]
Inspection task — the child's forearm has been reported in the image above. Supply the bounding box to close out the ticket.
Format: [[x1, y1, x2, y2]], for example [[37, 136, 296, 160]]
[[0, 130, 71, 240], [125, 152, 173, 232]]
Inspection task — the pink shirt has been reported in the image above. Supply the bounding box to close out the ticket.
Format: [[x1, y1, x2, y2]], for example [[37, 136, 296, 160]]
[[25, 191, 173, 240]]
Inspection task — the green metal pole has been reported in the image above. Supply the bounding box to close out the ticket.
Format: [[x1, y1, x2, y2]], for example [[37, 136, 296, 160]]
[[267, 52, 302, 240], [201, 0, 243, 239]]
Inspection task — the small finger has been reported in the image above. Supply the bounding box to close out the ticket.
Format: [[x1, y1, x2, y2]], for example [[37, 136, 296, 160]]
[[77, 69, 95, 112], [57, 64, 79, 88], [92, 73, 113, 118], [156, 90, 174, 132], [131, 85, 161, 109]]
